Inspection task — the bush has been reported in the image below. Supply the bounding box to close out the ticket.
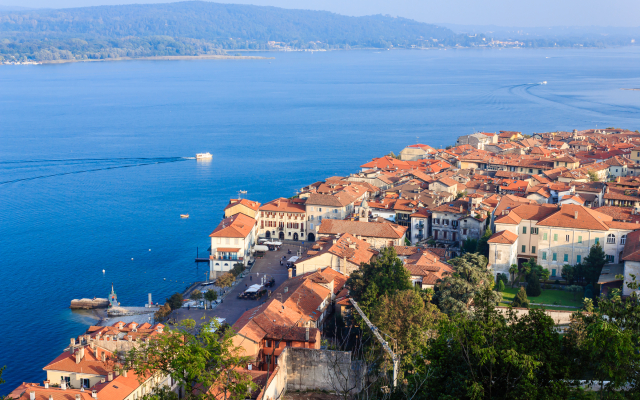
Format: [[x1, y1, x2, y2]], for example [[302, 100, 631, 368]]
[[526, 272, 542, 297], [497, 280, 505, 292], [231, 263, 245, 277], [496, 273, 509, 286], [511, 287, 530, 308]]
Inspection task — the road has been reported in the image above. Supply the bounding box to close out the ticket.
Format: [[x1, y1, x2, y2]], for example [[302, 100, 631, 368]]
[[171, 241, 309, 327]]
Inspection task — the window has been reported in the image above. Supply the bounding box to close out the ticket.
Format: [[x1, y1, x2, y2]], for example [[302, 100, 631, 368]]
[[563, 254, 569, 262], [552, 253, 557, 261], [266, 340, 272, 347], [577, 255, 581, 264], [82, 379, 90, 389], [552, 269, 557, 277], [310, 223, 314, 230], [553, 234, 558, 241], [309, 215, 314, 220], [433, 218, 440, 225], [531, 228, 539, 234], [595, 237, 599, 244], [286, 341, 292, 347], [333, 209, 338, 213], [523, 226, 527, 234], [565, 235, 570, 242], [463, 228, 467, 235], [606, 255, 615, 263], [452, 221, 459, 228], [443, 231, 448, 239], [532, 246, 536, 254], [542, 252, 547, 260], [318, 216, 322, 221], [622, 235, 627, 245], [543, 233, 548, 240], [578, 236, 582, 243], [529, 168, 533, 173], [318, 207, 322, 212], [444, 219, 450, 226], [607, 233, 616, 244], [522, 245, 526, 253]]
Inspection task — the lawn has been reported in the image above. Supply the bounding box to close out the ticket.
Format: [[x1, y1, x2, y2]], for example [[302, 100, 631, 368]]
[[500, 287, 583, 310]]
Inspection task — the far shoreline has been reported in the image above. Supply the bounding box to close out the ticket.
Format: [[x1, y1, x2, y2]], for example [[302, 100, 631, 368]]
[[38, 54, 274, 65]]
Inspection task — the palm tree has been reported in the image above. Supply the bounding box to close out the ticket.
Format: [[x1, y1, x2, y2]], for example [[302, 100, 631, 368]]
[[509, 264, 518, 288]]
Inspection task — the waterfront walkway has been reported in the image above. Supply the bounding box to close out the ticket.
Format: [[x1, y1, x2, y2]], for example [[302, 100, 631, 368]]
[[171, 241, 310, 327]]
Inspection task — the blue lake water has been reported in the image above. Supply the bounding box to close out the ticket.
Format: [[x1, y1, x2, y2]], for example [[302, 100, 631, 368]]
[[1, 47, 639, 393]]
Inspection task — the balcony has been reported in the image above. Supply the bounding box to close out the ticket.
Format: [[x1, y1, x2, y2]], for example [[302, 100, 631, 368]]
[[277, 226, 284, 231], [415, 223, 425, 229], [210, 255, 242, 261], [416, 234, 424, 240]]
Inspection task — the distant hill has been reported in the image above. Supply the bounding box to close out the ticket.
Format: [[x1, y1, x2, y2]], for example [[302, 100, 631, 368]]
[[0, 1, 480, 62]]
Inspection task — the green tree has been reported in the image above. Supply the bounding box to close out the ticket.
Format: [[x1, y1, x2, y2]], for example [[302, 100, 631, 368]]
[[461, 237, 478, 254], [475, 226, 493, 257], [455, 190, 467, 199], [497, 280, 505, 292], [435, 253, 501, 315], [508, 264, 518, 287], [190, 289, 203, 304], [370, 289, 442, 361], [417, 287, 577, 399], [166, 293, 184, 311], [215, 273, 236, 290], [119, 319, 257, 400], [526, 272, 542, 297], [584, 243, 607, 286], [562, 264, 575, 284], [204, 290, 218, 309], [346, 247, 412, 312], [231, 263, 244, 277], [511, 286, 530, 308], [587, 170, 599, 182]]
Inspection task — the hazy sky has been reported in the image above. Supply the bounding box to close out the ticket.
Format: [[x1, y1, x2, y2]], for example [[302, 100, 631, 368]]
[[3, 0, 639, 27]]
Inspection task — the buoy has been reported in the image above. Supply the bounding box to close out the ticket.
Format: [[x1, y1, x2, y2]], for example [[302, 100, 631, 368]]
[[149, 249, 151, 251], [102, 269, 105, 274], [131, 258, 134, 260], [164, 278, 166, 280]]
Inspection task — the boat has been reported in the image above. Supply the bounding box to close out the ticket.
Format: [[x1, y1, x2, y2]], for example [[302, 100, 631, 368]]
[[180, 214, 189, 218], [196, 152, 213, 159]]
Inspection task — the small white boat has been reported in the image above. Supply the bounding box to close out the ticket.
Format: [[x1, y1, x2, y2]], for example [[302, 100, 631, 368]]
[[180, 214, 189, 219], [196, 152, 213, 159]]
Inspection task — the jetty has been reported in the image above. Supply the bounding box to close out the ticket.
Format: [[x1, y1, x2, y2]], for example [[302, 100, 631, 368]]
[[70, 298, 109, 309]]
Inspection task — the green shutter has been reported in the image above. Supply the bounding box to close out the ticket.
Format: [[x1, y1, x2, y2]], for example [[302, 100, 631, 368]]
[[522, 245, 526, 253], [577, 255, 581, 263], [552, 253, 557, 261], [523, 226, 527, 234], [542, 252, 547, 260], [564, 254, 568, 262], [578, 236, 582, 243], [554, 234, 558, 241], [532, 246, 536, 254], [543, 233, 548, 240]]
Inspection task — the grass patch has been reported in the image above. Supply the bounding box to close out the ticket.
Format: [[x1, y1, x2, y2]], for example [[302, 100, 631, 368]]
[[499, 287, 583, 309]]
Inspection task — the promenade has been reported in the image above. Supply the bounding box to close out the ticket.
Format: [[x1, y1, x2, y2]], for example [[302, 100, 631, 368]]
[[171, 241, 311, 327]]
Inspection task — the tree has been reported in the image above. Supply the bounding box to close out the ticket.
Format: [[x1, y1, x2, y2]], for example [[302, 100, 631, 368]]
[[526, 272, 542, 297], [435, 253, 501, 315], [166, 293, 184, 311], [508, 264, 518, 287], [215, 273, 235, 290], [346, 247, 412, 312], [475, 226, 492, 257], [190, 289, 203, 304], [587, 170, 599, 182], [204, 290, 218, 309], [455, 190, 467, 199], [584, 243, 607, 286], [418, 287, 577, 399], [154, 302, 172, 321], [370, 289, 442, 360], [119, 319, 257, 400], [562, 264, 575, 284], [461, 237, 478, 254], [231, 263, 244, 277], [497, 280, 505, 292], [511, 286, 530, 308]]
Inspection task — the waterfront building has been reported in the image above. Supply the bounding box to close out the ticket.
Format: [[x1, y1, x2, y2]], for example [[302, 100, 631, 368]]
[[409, 207, 430, 244], [223, 198, 261, 219], [305, 193, 357, 242], [209, 213, 257, 275], [398, 143, 437, 160], [258, 197, 306, 241]]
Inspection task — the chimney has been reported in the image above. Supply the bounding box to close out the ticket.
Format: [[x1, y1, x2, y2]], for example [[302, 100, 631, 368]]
[[100, 379, 105, 384], [76, 395, 81, 400], [92, 391, 98, 399], [123, 370, 127, 378], [305, 327, 309, 341], [127, 335, 133, 342], [61, 381, 67, 391], [101, 352, 106, 362], [49, 396, 53, 400], [575, 211, 578, 219], [44, 381, 49, 389], [30, 392, 35, 400], [108, 372, 113, 382], [75, 348, 83, 364]]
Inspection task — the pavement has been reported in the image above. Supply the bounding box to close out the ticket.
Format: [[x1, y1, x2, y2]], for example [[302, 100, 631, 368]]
[[171, 241, 311, 327]]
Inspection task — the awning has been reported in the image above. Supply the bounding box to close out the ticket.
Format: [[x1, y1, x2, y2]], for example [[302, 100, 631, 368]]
[[216, 248, 240, 253], [253, 245, 269, 252], [264, 241, 283, 246], [245, 284, 263, 293], [288, 256, 299, 263]]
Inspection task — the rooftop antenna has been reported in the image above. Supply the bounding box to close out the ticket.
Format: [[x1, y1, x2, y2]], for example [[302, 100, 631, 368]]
[[237, 190, 247, 199]]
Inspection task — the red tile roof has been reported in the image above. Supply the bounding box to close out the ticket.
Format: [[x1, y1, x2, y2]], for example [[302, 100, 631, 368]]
[[259, 197, 306, 213], [209, 213, 256, 238], [622, 230, 640, 262], [318, 219, 406, 239], [487, 230, 519, 244], [224, 199, 261, 212]]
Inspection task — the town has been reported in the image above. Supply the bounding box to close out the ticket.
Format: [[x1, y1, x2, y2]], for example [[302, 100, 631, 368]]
[[8, 126, 640, 400]]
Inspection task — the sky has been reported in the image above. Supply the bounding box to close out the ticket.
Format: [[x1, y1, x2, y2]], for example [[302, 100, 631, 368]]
[[2, 0, 639, 27]]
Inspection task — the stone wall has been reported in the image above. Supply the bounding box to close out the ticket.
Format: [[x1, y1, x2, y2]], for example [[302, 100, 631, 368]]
[[273, 347, 363, 395]]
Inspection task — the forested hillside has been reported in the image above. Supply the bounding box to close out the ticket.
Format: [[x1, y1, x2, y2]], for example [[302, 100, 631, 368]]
[[0, 1, 479, 62]]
